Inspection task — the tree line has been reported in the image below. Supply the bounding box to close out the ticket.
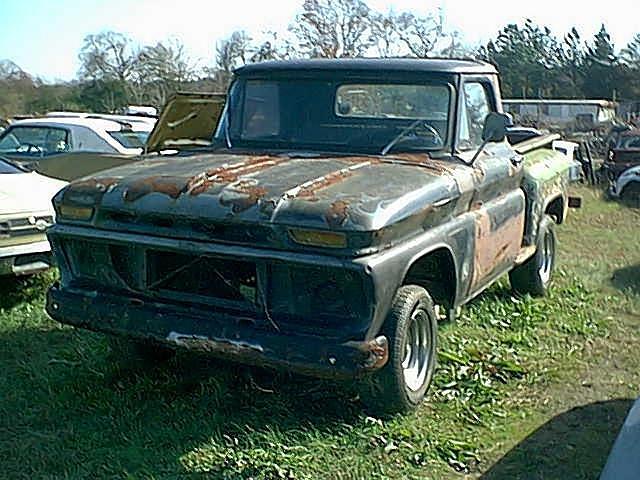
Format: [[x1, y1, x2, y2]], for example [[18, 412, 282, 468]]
[[1, 0, 640, 119]]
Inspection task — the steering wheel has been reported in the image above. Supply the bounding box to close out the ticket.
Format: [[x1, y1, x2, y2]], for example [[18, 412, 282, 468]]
[[16, 143, 44, 155]]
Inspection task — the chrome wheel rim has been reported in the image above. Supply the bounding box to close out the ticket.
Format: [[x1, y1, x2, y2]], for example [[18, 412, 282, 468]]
[[402, 307, 432, 392], [538, 230, 554, 284]]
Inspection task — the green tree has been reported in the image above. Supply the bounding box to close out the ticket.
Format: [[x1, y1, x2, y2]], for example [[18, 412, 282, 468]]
[[581, 25, 619, 99], [478, 20, 562, 98]]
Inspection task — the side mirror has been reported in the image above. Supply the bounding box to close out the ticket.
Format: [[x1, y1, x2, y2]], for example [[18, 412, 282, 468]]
[[482, 112, 513, 143]]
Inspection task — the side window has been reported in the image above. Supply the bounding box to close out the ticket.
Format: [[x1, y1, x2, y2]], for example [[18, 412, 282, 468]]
[[43, 128, 70, 155], [0, 126, 69, 156], [458, 82, 492, 150]]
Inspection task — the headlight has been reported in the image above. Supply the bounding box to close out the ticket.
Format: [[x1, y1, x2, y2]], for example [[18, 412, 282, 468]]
[[289, 228, 347, 248], [58, 204, 94, 221]]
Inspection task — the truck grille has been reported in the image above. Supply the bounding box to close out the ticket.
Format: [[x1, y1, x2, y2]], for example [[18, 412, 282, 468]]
[[0, 216, 54, 238], [59, 238, 370, 332], [146, 250, 257, 305]]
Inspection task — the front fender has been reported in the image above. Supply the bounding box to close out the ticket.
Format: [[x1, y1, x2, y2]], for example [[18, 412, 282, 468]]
[[356, 215, 472, 340]]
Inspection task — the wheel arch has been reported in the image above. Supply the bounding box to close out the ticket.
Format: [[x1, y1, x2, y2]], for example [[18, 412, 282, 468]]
[[543, 194, 566, 225], [401, 244, 458, 314]]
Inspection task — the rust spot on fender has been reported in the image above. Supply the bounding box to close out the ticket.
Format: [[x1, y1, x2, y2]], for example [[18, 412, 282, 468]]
[[325, 200, 349, 227]]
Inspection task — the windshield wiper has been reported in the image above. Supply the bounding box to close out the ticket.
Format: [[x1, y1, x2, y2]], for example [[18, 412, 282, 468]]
[[380, 119, 442, 155]]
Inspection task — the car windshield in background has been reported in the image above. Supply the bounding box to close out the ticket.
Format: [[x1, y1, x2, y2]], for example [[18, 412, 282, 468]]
[[0, 158, 25, 174], [0, 126, 70, 156], [225, 79, 451, 153], [108, 131, 148, 149]]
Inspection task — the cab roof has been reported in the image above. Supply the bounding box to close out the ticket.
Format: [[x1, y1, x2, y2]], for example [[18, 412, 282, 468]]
[[235, 58, 498, 76]]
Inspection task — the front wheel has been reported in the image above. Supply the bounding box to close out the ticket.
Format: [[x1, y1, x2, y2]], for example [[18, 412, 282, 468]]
[[361, 285, 438, 415], [510, 215, 556, 297]]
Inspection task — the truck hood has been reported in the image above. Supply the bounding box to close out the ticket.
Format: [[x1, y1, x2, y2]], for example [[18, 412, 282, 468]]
[[1, 171, 67, 216], [61, 152, 468, 233]]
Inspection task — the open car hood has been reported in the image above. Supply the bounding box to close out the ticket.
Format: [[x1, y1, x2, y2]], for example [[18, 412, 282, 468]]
[[145, 92, 226, 153]]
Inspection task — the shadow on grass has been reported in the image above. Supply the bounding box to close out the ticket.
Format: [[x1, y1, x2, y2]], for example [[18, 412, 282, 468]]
[[611, 264, 640, 295], [481, 399, 633, 480], [0, 271, 54, 309], [0, 324, 362, 478]]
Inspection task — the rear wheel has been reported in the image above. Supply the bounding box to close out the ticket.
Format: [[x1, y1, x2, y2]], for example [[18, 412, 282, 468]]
[[621, 182, 640, 208], [510, 215, 556, 297], [361, 285, 438, 415]]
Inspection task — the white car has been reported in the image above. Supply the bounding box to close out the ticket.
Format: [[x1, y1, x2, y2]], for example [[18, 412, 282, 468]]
[[600, 397, 640, 479], [0, 115, 156, 181], [0, 157, 67, 276], [608, 165, 640, 207]]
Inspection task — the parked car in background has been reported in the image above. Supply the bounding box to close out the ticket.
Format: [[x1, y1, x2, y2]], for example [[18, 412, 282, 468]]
[[603, 128, 640, 180], [0, 115, 156, 181], [0, 157, 66, 276], [600, 397, 640, 480], [608, 165, 640, 207]]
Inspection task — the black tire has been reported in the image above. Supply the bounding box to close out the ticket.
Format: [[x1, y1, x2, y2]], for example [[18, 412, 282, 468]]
[[621, 182, 640, 208], [509, 215, 556, 297], [361, 285, 438, 415], [108, 336, 175, 363]]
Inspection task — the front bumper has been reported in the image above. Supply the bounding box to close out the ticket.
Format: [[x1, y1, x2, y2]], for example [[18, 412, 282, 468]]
[[0, 240, 53, 275], [46, 284, 388, 379]]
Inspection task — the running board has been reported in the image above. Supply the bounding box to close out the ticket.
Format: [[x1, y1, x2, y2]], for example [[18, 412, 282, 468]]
[[515, 245, 537, 265]]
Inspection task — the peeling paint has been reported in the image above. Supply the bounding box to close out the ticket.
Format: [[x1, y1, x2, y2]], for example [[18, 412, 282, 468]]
[[325, 200, 349, 227]]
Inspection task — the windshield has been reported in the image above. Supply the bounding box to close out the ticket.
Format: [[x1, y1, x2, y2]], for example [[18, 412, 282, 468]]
[[221, 79, 452, 153], [108, 130, 148, 149]]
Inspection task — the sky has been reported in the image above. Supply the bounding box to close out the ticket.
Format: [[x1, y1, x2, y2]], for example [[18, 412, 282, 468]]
[[0, 0, 638, 81]]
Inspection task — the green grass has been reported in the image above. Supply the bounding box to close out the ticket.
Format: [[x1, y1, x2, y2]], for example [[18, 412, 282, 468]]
[[1, 185, 639, 479]]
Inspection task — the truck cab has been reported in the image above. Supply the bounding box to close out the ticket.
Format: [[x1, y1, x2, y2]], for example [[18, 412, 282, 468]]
[[46, 59, 577, 413]]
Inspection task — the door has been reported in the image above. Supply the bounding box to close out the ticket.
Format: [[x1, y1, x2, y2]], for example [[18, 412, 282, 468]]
[[458, 80, 525, 294]]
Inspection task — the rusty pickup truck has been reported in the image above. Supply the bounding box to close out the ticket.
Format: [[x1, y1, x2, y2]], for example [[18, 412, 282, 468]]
[[46, 59, 578, 413]]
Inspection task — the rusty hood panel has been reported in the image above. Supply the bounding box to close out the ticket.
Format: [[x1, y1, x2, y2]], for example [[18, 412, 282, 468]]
[[62, 152, 468, 234]]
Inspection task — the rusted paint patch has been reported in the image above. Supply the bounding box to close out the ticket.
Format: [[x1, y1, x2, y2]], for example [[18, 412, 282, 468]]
[[62, 177, 120, 204], [298, 170, 354, 199], [391, 154, 458, 176], [219, 181, 269, 213], [186, 156, 286, 195], [65, 177, 119, 195], [295, 161, 372, 200], [343, 336, 389, 370], [123, 176, 184, 202], [325, 200, 349, 227], [471, 207, 524, 289]]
